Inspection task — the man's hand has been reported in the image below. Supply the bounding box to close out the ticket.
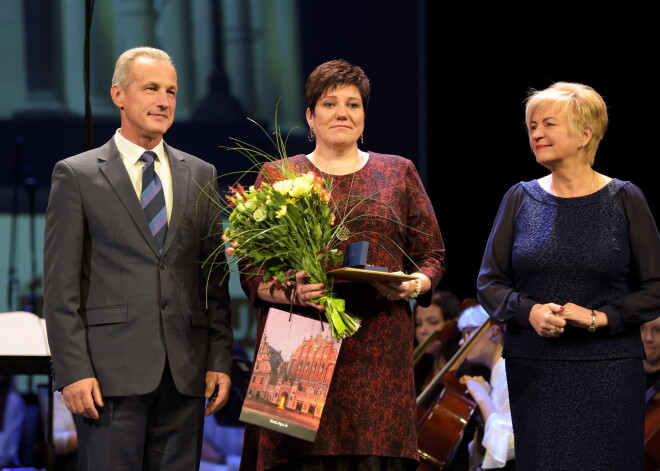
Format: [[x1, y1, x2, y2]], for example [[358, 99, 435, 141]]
[[62, 377, 103, 419], [204, 371, 232, 416]]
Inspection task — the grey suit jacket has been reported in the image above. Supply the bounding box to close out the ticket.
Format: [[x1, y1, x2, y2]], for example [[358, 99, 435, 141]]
[[43, 138, 232, 397]]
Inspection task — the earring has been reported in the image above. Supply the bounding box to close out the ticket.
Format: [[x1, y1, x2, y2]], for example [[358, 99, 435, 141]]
[[360, 133, 364, 144], [578, 144, 583, 150], [308, 128, 315, 142]]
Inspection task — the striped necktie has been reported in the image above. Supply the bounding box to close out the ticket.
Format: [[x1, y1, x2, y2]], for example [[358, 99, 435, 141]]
[[141, 151, 167, 253]]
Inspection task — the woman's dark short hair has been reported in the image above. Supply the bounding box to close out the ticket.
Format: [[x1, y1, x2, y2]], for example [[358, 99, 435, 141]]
[[305, 59, 370, 116]]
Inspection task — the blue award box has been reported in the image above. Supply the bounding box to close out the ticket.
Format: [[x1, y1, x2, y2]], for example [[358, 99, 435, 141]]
[[343, 241, 369, 268], [343, 241, 388, 272]]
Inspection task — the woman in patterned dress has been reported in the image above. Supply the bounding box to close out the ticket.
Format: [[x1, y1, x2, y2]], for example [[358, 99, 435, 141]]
[[238, 59, 445, 471], [477, 82, 660, 469]]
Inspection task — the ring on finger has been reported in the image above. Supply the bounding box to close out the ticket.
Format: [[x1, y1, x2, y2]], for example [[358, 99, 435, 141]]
[[550, 328, 557, 335]]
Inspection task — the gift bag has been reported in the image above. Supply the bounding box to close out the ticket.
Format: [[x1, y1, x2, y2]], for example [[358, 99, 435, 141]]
[[239, 307, 343, 441]]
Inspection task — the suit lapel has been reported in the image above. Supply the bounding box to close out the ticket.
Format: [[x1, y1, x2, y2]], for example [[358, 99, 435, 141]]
[[98, 139, 161, 255], [164, 144, 190, 254]]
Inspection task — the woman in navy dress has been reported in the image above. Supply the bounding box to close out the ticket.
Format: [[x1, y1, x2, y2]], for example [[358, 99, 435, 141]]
[[477, 82, 660, 469]]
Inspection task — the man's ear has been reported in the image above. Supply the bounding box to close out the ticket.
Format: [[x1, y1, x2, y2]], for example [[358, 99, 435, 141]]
[[111, 84, 125, 110]]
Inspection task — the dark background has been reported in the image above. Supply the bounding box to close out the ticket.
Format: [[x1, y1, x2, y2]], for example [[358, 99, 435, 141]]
[[2, 2, 658, 303]]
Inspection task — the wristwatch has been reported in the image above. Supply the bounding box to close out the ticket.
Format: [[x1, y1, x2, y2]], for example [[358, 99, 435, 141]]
[[588, 310, 597, 333]]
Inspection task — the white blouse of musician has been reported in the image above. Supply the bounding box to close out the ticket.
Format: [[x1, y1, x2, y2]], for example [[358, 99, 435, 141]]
[[481, 357, 515, 468]]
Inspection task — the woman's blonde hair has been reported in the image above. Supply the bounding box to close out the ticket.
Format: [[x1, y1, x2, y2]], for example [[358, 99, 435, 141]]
[[525, 82, 608, 166]]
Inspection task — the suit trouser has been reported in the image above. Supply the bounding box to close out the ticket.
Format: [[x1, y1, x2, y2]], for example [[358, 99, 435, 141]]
[[74, 361, 205, 471]]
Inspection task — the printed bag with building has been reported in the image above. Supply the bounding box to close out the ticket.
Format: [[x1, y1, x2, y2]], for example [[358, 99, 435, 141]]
[[239, 307, 343, 441]]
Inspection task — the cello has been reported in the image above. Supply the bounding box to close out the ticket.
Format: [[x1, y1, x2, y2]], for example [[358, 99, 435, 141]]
[[416, 318, 492, 470], [645, 379, 660, 470]]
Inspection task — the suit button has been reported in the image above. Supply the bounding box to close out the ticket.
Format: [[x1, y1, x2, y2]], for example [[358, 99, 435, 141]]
[[161, 302, 168, 310], [160, 263, 167, 270]]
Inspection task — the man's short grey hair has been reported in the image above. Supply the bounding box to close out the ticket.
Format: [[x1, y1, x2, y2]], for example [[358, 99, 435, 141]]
[[112, 46, 174, 90]]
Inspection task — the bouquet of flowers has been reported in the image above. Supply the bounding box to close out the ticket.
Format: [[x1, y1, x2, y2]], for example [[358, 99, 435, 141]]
[[207, 118, 362, 340]]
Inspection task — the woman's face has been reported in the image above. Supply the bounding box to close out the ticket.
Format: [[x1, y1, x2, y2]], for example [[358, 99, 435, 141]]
[[415, 304, 446, 355], [307, 84, 365, 149], [528, 103, 582, 167]]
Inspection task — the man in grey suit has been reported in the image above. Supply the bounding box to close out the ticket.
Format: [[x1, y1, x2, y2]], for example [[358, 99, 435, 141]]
[[43, 46, 233, 471]]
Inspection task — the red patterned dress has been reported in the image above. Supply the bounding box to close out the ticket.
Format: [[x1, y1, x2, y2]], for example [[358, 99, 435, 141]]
[[239, 152, 445, 470]]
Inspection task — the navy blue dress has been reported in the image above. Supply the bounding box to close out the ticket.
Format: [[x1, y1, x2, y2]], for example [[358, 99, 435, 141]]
[[477, 179, 660, 470]]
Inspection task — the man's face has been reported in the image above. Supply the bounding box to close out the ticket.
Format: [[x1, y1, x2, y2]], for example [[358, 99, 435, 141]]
[[112, 56, 177, 144]]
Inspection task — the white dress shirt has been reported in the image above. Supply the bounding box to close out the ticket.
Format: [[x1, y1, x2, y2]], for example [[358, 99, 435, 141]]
[[114, 129, 173, 223]]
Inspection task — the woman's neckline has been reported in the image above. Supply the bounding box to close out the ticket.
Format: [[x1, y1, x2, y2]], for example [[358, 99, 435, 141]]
[[535, 177, 615, 201], [306, 149, 369, 176], [539, 172, 614, 199]]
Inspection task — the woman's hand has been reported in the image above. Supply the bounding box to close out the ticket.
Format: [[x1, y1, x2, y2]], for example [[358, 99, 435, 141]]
[[256, 270, 325, 310], [529, 303, 566, 337], [559, 302, 607, 330], [291, 270, 325, 310], [371, 272, 428, 301]]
